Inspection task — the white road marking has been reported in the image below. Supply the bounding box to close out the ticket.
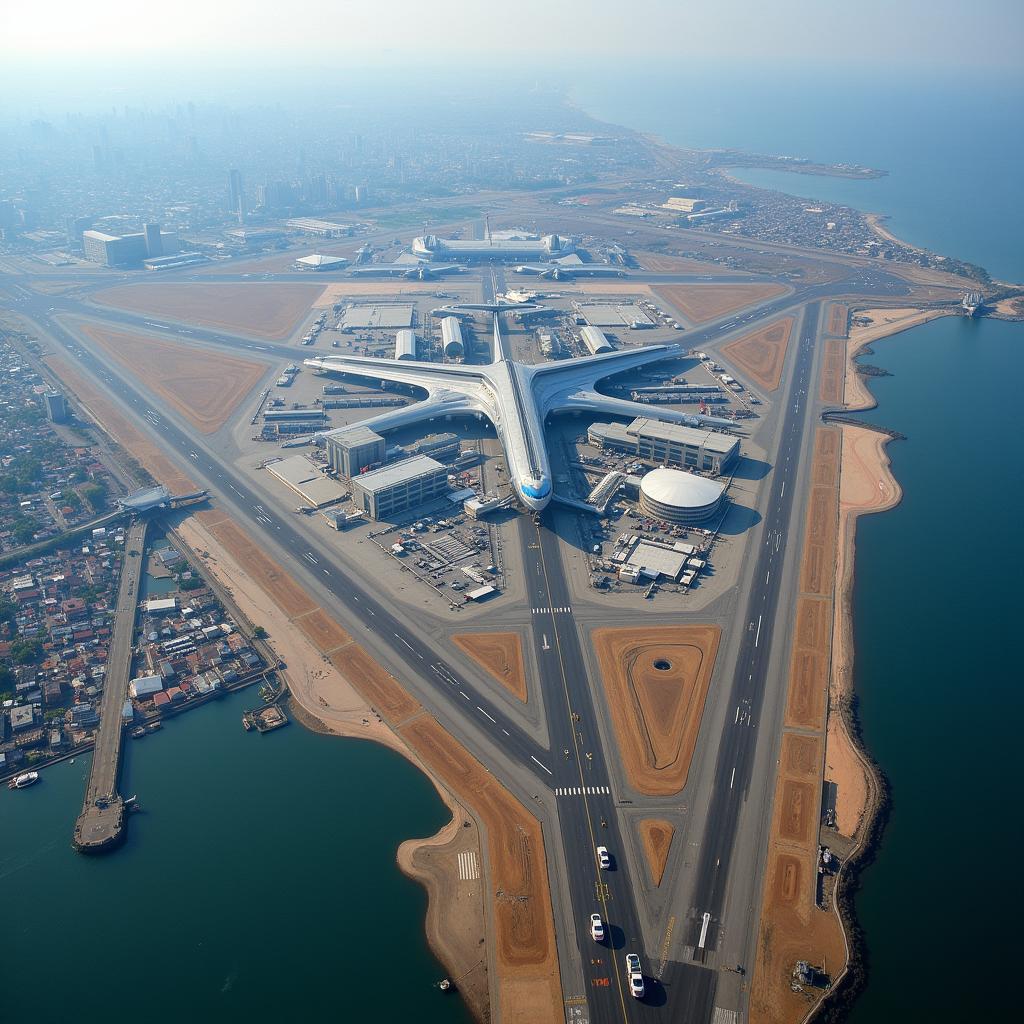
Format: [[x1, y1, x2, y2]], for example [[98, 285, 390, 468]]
[[459, 690, 470, 700], [754, 615, 762, 647], [730, 766, 736, 789], [531, 756, 552, 775], [501, 728, 510, 736], [780, 481, 785, 497], [457, 850, 480, 881], [477, 706, 496, 723], [698, 912, 711, 949]]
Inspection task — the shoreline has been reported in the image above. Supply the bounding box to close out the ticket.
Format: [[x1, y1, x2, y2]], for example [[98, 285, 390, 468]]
[[814, 307, 940, 1020]]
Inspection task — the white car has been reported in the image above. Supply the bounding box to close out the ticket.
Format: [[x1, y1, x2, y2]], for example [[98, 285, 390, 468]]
[[590, 913, 605, 942], [625, 953, 644, 998], [596, 845, 611, 869]]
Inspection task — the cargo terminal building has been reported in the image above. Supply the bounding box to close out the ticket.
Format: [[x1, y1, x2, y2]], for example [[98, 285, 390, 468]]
[[352, 455, 450, 520], [588, 417, 739, 475]]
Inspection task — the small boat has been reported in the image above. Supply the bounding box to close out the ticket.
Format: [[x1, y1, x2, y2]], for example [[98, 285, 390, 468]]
[[146, 721, 162, 733], [8, 771, 40, 790], [131, 726, 146, 739]]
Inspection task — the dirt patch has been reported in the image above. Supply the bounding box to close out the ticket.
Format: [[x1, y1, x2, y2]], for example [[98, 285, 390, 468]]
[[638, 819, 674, 887], [313, 282, 456, 306], [453, 632, 528, 703], [76, 323, 267, 434], [653, 283, 787, 325], [819, 338, 847, 405], [397, 801, 490, 1023], [400, 715, 563, 1022], [826, 303, 849, 338], [592, 625, 721, 796], [41, 352, 198, 493], [635, 252, 739, 275], [799, 428, 841, 598], [720, 316, 794, 392], [293, 607, 354, 653], [91, 282, 324, 340]]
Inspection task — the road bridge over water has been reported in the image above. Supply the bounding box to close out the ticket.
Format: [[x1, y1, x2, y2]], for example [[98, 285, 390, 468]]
[[73, 518, 147, 853]]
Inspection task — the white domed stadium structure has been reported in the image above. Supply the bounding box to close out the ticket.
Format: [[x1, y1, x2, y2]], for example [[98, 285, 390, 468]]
[[638, 467, 725, 524]]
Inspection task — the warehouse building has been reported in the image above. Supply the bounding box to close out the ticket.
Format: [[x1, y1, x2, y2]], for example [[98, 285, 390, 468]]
[[580, 325, 613, 354], [324, 424, 387, 479], [352, 455, 450, 520], [294, 253, 349, 271], [440, 316, 464, 358], [395, 329, 418, 360], [588, 417, 739, 475], [265, 455, 349, 508], [638, 467, 726, 523]]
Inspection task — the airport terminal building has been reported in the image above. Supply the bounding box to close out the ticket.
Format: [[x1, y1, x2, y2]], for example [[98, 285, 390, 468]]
[[412, 232, 574, 263], [589, 417, 739, 475]]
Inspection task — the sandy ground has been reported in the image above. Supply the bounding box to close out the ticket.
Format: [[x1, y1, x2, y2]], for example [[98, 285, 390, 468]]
[[91, 282, 324, 340], [992, 296, 1024, 317], [77, 323, 267, 434], [452, 632, 528, 702], [826, 427, 900, 836], [720, 316, 794, 392], [638, 819, 674, 887], [653, 283, 787, 325], [397, 800, 491, 1021], [592, 626, 720, 796]]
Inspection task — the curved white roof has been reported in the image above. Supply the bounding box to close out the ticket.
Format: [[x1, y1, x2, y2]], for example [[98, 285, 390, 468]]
[[640, 468, 724, 509]]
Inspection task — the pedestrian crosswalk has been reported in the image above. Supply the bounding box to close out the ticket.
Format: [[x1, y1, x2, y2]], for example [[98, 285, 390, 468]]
[[555, 785, 611, 797], [457, 850, 479, 881], [532, 606, 572, 615]]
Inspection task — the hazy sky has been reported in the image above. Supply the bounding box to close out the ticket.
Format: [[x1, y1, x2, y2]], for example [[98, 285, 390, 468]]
[[2, 0, 1022, 71]]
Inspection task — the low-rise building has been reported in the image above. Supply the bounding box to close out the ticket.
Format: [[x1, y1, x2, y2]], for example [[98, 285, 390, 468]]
[[588, 417, 739, 475], [324, 424, 387, 479], [352, 455, 449, 520]]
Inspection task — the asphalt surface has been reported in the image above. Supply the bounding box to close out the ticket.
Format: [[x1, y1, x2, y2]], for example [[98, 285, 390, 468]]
[[4, 258, 916, 1021]]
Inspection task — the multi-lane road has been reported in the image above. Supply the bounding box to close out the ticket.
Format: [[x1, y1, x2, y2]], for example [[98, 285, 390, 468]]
[[4, 255, 915, 1021]]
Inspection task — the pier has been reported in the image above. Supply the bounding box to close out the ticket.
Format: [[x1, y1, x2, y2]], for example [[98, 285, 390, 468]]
[[73, 519, 147, 853]]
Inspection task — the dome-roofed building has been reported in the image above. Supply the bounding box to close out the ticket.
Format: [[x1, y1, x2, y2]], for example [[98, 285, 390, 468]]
[[638, 467, 725, 524]]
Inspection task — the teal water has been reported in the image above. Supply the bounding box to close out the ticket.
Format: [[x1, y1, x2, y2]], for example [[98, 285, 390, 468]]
[[574, 69, 1024, 1017], [0, 691, 473, 1024]]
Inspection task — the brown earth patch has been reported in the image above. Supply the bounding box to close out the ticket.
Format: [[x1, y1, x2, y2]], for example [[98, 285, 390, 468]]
[[331, 645, 422, 727], [783, 734, 821, 779], [400, 715, 562, 1022], [77, 323, 266, 434], [799, 428, 841, 598], [453, 631, 528, 702], [819, 338, 847, 405], [41, 353, 198, 493], [720, 316, 794, 392], [653, 282, 787, 325], [91, 282, 324, 340], [638, 819, 675, 887], [826, 303, 849, 338], [293, 607, 354, 654], [593, 625, 721, 796], [635, 252, 740, 275]]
